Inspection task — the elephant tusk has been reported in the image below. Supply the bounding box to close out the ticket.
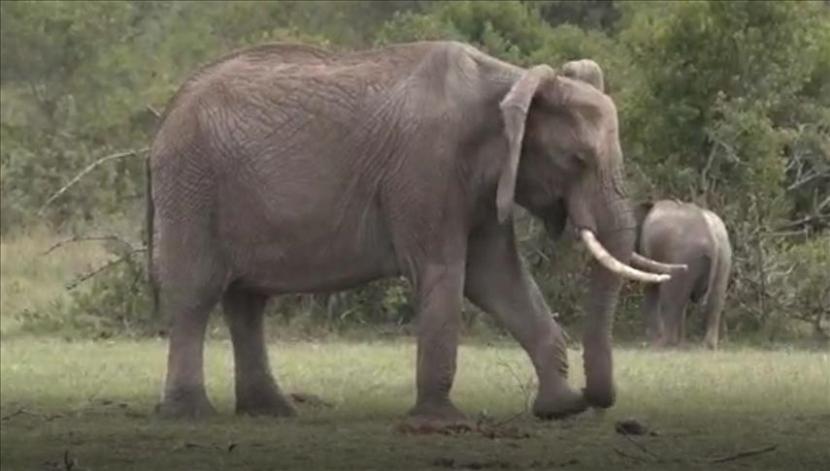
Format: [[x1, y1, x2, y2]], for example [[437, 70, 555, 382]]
[[630, 253, 688, 274], [580, 230, 671, 283]]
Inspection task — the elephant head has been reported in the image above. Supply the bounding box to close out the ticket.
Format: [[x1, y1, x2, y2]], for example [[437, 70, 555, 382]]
[[495, 62, 671, 407], [558, 60, 687, 269]]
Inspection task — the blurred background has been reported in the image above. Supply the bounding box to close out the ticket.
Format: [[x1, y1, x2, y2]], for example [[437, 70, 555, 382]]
[[1, 0, 827, 346]]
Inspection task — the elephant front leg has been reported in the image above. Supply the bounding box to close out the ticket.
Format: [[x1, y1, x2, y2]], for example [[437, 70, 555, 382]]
[[464, 223, 586, 420], [407, 262, 467, 423]]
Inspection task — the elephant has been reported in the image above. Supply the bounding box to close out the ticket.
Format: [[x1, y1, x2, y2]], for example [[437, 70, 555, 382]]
[[147, 40, 675, 423], [634, 200, 733, 349]]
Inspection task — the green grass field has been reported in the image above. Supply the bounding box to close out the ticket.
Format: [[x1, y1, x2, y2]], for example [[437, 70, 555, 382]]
[[1, 338, 829, 470], [2, 231, 829, 470]]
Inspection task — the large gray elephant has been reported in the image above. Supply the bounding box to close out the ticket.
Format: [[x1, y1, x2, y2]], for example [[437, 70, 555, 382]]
[[147, 41, 673, 423], [635, 200, 733, 349]]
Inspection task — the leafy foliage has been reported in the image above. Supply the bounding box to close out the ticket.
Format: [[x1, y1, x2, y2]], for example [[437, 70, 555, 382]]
[[1, 1, 828, 342]]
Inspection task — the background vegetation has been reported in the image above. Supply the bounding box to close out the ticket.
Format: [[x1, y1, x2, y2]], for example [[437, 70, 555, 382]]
[[1, 1, 828, 344]]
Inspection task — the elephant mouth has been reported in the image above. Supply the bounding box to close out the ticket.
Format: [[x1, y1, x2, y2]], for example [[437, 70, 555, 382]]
[[579, 229, 673, 283]]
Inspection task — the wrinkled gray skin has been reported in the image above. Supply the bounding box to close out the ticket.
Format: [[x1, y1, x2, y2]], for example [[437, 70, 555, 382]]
[[635, 201, 733, 349], [149, 41, 643, 422]]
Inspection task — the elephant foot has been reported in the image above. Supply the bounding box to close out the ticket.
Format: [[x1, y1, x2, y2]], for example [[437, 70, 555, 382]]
[[532, 384, 588, 420], [407, 399, 467, 423], [236, 381, 298, 417], [583, 385, 616, 410], [401, 400, 473, 435], [156, 387, 217, 419]]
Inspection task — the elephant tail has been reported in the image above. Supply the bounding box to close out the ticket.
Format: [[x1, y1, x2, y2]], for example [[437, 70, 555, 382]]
[[145, 155, 160, 319], [700, 210, 732, 315]]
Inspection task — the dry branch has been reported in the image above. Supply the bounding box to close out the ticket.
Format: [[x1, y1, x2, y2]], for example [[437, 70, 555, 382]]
[[620, 433, 663, 460], [146, 105, 162, 119], [42, 235, 139, 256], [66, 249, 145, 291], [37, 147, 149, 216], [709, 444, 778, 464], [497, 360, 535, 413], [614, 447, 650, 463]]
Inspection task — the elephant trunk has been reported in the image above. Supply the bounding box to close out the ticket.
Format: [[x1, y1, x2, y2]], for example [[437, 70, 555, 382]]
[[567, 174, 640, 409], [580, 204, 635, 408]]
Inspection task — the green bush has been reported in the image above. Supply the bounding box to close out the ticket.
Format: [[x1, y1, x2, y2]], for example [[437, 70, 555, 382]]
[[2, 1, 828, 342]]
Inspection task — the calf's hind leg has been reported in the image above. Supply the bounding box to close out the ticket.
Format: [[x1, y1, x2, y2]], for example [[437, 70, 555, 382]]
[[657, 276, 694, 348], [223, 286, 296, 417]]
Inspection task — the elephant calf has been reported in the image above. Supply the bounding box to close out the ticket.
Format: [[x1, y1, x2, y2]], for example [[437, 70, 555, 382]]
[[635, 200, 733, 349]]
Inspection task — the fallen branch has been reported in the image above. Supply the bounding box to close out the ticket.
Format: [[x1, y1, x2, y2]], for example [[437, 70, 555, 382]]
[[620, 433, 662, 460], [709, 444, 778, 464], [493, 409, 526, 428], [776, 212, 830, 231], [0, 408, 27, 421], [613, 447, 650, 463], [37, 147, 149, 216], [1, 407, 63, 422]]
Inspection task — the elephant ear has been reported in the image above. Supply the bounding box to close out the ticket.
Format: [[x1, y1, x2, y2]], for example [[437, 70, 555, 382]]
[[497, 65, 556, 224], [562, 59, 605, 92]]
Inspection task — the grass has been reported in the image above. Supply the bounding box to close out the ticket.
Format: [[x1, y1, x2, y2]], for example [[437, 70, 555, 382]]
[[2, 229, 829, 469], [1, 337, 829, 470]]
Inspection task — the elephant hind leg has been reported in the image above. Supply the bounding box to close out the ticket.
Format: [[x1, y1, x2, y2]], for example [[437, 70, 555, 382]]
[[156, 232, 227, 418], [222, 286, 296, 417], [406, 261, 468, 423], [642, 285, 661, 347], [702, 271, 729, 350], [657, 277, 694, 348]]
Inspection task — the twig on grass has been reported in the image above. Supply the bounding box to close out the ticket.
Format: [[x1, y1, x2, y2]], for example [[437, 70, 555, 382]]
[[494, 409, 526, 428], [1, 407, 63, 422], [709, 444, 778, 464], [620, 433, 663, 460], [0, 408, 27, 421], [614, 447, 650, 463], [37, 147, 149, 216]]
